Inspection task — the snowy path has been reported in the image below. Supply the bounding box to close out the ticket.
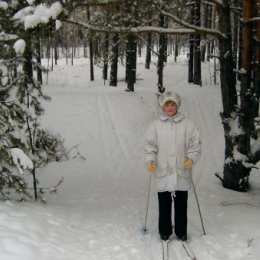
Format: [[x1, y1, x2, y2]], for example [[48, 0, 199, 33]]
[[0, 59, 259, 260]]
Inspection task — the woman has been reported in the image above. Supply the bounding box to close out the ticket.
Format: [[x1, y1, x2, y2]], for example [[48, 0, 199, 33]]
[[144, 91, 201, 242]]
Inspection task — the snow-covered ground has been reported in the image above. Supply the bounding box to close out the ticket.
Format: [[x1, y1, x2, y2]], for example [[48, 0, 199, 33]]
[[0, 56, 259, 260]]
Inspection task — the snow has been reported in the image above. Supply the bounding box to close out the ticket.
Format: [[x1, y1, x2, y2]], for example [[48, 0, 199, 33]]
[[0, 63, 8, 85], [10, 148, 34, 174], [26, 0, 35, 5], [55, 20, 62, 30], [0, 32, 18, 41], [0, 55, 260, 260], [251, 138, 260, 154], [13, 39, 26, 54], [12, 2, 62, 30], [0, 1, 8, 10], [12, 6, 34, 20], [24, 14, 43, 29]]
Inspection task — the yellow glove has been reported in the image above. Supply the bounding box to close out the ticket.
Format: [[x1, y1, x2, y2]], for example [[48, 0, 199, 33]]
[[183, 158, 193, 169], [147, 161, 156, 173]]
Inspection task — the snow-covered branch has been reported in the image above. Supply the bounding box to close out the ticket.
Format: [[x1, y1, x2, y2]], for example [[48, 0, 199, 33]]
[[10, 148, 34, 175], [206, 0, 223, 6], [64, 0, 226, 38], [66, 19, 196, 35], [67, 15, 226, 38], [12, 2, 63, 30], [199, 0, 223, 6], [159, 8, 227, 39], [250, 17, 260, 22], [0, 32, 18, 42]]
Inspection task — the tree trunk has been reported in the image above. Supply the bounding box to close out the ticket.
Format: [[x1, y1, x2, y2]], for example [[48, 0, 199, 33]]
[[237, 17, 243, 82], [84, 34, 87, 58], [188, 4, 195, 83], [23, 35, 33, 82], [145, 31, 152, 69], [103, 32, 109, 81], [201, 3, 208, 62], [174, 35, 178, 62], [109, 33, 119, 87], [87, 6, 94, 81], [65, 24, 68, 65], [232, 2, 239, 81], [193, 0, 202, 86], [88, 37, 94, 81], [157, 13, 167, 93], [35, 33, 42, 84], [51, 38, 54, 71], [217, 0, 250, 192], [138, 39, 142, 57], [238, 0, 253, 155], [71, 37, 74, 66], [252, 0, 260, 125], [23, 34, 38, 200], [125, 34, 136, 92], [133, 35, 137, 83], [54, 34, 58, 66], [206, 5, 213, 62]]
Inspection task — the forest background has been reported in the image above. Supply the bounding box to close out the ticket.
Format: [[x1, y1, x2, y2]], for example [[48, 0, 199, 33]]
[[0, 0, 259, 204], [0, 1, 260, 259]]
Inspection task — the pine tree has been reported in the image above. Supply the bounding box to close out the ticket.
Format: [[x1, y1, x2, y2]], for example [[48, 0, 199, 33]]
[[0, 1, 65, 201]]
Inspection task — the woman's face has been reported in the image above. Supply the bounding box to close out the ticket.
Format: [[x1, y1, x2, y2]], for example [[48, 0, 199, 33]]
[[163, 101, 177, 117]]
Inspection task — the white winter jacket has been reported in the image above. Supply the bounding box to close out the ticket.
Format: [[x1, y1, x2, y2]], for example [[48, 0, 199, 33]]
[[144, 112, 201, 192]]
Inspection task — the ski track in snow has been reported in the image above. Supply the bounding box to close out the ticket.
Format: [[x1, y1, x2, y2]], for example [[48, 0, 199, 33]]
[[97, 94, 131, 167], [0, 58, 259, 260]]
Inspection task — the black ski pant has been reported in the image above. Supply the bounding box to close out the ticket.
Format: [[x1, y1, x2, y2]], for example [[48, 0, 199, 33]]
[[158, 191, 188, 238]]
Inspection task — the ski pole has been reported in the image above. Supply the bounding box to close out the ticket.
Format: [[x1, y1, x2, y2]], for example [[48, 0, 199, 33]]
[[191, 176, 206, 235], [140, 173, 152, 235]]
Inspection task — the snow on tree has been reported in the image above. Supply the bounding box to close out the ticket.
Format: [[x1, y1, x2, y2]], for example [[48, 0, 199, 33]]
[[10, 148, 34, 175], [12, 1, 62, 30], [13, 39, 26, 54], [0, 0, 65, 202]]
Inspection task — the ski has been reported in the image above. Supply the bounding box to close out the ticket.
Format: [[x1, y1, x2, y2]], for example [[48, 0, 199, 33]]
[[180, 241, 197, 260], [161, 240, 169, 260]]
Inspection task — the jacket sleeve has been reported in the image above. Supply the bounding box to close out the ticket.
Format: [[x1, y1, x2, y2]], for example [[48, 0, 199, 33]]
[[144, 121, 158, 164], [186, 124, 201, 163]]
